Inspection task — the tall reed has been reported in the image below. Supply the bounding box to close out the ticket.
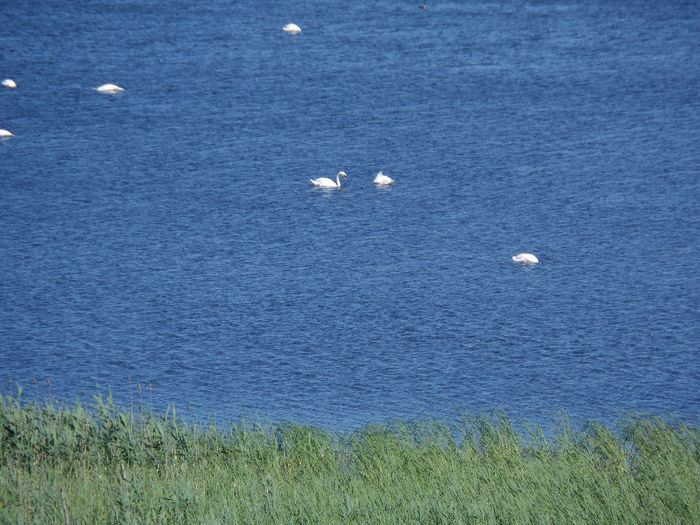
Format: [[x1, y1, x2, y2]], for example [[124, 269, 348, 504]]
[[1, 392, 697, 523]]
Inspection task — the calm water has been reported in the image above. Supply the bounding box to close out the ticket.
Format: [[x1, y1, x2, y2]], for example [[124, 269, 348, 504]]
[[1, 0, 698, 431]]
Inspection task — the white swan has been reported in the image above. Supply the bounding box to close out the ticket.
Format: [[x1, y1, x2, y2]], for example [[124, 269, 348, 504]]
[[2, 79, 17, 89], [373, 171, 395, 185], [0, 129, 13, 137], [310, 171, 347, 189], [94, 83, 124, 93], [512, 253, 539, 265], [283, 23, 302, 34]]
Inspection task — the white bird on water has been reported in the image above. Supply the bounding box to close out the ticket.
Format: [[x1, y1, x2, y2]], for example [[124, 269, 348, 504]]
[[373, 171, 395, 185], [512, 253, 539, 265], [2, 79, 17, 89], [283, 23, 302, 34], [94, 83, 124, 93], [0, 129, 13, 137], [310, 171, 347, 189]]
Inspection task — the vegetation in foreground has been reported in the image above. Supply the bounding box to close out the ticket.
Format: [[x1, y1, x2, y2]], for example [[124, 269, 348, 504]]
[[0, 392, 698, 524]]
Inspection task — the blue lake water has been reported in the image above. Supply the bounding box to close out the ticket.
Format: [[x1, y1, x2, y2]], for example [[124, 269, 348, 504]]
[[1, 0, 698, 431]]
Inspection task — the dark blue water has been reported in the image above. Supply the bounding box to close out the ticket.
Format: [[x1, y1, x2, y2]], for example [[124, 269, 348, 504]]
[[2, 0, 698, 430]]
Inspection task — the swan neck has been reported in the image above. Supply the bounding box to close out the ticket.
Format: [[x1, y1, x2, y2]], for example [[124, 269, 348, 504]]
[[336, 174, 341, 188]]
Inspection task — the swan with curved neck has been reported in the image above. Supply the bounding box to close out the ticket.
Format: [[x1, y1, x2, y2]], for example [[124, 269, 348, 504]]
[[310, 171, 347, 189]]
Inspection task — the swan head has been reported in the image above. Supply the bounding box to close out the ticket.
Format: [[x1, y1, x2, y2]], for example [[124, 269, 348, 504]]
[[338, 171, 347, 180]]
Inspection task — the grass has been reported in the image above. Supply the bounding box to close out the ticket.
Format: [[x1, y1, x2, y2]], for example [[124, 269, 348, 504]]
[[0, 390, 698, 524]]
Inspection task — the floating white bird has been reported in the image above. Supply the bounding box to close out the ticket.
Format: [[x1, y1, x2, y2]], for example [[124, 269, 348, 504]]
[[512, 253, 539, 265], [283, 23, 302, 34], [0, 129, 14, 137], [94, 83, 124, 93], [373, 171, 395, 186], [2, 79, 17, 89], [310, 171, 347, 189]]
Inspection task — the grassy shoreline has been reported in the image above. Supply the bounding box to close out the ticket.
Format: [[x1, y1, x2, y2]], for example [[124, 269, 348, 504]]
[[1, 393, 698, 523]]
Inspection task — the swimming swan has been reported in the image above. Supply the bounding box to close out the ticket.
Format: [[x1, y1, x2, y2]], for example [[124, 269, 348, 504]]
[[310, 171, 347, 189], [373, 171, 395, 185], [283, 23, 302, 34], [2, 79, 17, 88], [512, 253, 539, 264], [0, 129, 13, 137], [94, 83, 124, 93]]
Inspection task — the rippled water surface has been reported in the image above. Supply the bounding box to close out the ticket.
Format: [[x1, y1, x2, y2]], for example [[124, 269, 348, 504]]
[[1, 0, 698, 430]]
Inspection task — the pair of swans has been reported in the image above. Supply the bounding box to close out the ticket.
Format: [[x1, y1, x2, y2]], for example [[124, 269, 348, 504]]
[[3, 79, 122, 93], [309, 171, 396, 189]]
